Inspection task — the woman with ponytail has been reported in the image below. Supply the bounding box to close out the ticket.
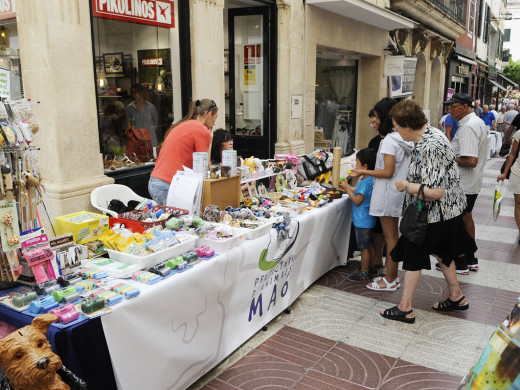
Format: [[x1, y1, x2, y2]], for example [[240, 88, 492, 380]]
[[148, 99, 218, 204]]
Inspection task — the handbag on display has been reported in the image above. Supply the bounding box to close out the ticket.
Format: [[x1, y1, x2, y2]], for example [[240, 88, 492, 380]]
[[399, 184, 428, 245], [126, 119, 152, 162], [297, 149, 333, 180]]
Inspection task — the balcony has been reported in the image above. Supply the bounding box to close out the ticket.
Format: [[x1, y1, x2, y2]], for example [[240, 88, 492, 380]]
[[391, 0, 467, 39]]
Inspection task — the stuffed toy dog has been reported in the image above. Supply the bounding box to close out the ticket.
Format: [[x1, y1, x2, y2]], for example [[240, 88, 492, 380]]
[[0, 314, 86, 390]]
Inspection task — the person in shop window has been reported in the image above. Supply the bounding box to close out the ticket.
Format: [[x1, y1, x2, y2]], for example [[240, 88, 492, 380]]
[[126, 83, 159, 147], [148, 99, 218, 205]]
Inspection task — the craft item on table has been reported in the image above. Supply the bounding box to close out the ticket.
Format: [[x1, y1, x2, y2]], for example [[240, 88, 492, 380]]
[[33, 280, 60, 296], [210, 164, 220, 179], [275, 174, 288, 192], [54, 211, 109, 245], [96, 290, 123, 306], [220, 165, 231, 178], [79, 267, 108, 280], [243, 157, 257, 173], [272, 212, 291, 239], [285, 170, 297, 189], [22, 241, 56, 284], [148, 262, 172, 277], [52, 286, 79, 303], [74, 280, 98, 293], [195, 245, 215, 258], [166, 217, 184, 230], [57, 272, 83, 287], [80, 296, 105, 314], [28, 296, 59, 314], [202, 204, 222, 222], [49, 303, 80, 325], [11, 291, 38, 308], [132, 270, 161, 285], [111, 283, 141, 299], [166, 256, 188, 270], [0, 314, 87, 390], [0, 201, 21, 250]]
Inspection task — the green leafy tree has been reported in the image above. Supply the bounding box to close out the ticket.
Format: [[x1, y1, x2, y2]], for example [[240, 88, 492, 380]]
[[503, 59, 520, 86]]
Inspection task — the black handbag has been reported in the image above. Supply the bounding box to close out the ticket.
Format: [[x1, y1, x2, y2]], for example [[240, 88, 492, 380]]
[[400, 184, 428, 245]]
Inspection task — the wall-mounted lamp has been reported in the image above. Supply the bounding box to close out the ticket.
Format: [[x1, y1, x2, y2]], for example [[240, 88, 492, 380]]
[[384, 44, 400, 56]]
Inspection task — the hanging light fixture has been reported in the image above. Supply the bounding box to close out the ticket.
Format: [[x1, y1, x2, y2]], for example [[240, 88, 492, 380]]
[[96, 19, 108, 95], [0, 26, 8, 51], [154, 27, 164, 95]]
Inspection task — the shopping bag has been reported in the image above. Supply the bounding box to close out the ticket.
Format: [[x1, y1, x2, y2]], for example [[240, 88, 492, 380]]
[[399, 184, 428, 245], [493, 181, 505, 221], [297, 149, 333, 180]]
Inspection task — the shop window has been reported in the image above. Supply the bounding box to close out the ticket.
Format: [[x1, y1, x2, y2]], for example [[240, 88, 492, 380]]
[[0, 20, 24, 100], [91, 11, 180, 166], [315, 53, 357, 157]]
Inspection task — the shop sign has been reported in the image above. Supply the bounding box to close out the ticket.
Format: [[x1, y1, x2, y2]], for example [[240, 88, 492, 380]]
[[0, 0, 16, 21], [92, 0, 175, 28], [142, 58, 163, 66], [446, 88, 455, 102], [384, 55, 404, 77], [457, 65, 469, 75]]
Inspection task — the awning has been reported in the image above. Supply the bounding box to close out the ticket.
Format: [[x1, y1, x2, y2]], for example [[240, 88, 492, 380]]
[[498, 73, 519, 88], [306, 0, 416, 31], [453, 54, 477, 66], [488, 79, 506, 91]]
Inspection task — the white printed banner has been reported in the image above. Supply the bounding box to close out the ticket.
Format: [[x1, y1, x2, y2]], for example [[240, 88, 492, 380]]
[[101, 198, 352, 390]]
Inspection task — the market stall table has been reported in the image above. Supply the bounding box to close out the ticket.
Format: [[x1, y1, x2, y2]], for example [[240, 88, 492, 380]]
[[101, 196, 352, 389], [0, 196, 352, 390]]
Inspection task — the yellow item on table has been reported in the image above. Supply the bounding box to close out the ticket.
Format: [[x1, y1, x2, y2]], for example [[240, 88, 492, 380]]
[[54, 211, 109, 244]]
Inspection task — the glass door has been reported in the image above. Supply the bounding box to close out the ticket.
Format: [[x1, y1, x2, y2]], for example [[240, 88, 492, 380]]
[[229, 7, 272, 158]]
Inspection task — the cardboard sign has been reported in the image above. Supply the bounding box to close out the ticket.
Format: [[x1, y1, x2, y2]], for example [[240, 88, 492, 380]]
[[92, 0, 175, 28]]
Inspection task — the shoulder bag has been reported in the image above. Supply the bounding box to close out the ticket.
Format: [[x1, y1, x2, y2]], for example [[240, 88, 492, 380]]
[[126, 119, 152, 162], [399, 184, 428, 245], [296, 149, 333, 180]]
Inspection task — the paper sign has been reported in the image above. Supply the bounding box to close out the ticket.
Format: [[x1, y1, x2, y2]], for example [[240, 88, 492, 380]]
[[0, 68, 10, 99]]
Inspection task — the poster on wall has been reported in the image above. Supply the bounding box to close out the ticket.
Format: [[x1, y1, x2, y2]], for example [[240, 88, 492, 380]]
[[103, 52, 124, 77], [446, 88, 455, 102], [389, 57, 417, 98], [243, 44, 261, 88]]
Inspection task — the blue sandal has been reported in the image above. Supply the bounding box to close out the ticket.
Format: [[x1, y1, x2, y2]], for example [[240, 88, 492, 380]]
[[380, 306, 415, 324]]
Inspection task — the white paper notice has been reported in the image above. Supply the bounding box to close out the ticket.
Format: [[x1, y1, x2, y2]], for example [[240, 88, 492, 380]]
[[166, 172, 203, 215]]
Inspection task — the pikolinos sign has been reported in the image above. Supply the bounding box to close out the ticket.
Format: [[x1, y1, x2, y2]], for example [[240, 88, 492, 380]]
[[92, 0, 175, 28], [0, 0, 16, 21]]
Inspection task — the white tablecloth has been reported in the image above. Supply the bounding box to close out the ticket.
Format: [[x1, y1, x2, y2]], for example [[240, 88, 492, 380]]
[[101, 197, 352, 390]]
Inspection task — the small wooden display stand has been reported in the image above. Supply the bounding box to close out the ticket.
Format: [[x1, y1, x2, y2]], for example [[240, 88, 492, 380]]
[[201, 175, 241, 210]]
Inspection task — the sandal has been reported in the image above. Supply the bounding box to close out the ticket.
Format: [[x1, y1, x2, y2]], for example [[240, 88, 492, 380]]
[[366, 277, 400, 292], [380, 306, 415, 324], [432, 296, 469, 312]]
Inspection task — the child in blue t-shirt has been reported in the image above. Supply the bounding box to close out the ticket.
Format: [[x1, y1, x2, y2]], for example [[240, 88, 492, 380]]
[[340, 148, 377, 282]]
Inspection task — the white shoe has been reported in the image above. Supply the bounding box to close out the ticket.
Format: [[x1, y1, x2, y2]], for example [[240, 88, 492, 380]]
[[367, 277, 400, 291]]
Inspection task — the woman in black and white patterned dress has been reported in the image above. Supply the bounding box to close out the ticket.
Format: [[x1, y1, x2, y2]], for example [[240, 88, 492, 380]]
[[380, 100, 477, 324]]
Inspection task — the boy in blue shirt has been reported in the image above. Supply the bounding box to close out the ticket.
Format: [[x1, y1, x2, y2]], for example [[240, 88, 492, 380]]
[[340, 148, 377, 281]]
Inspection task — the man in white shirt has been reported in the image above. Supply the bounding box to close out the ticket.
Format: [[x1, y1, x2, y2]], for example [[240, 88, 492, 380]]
[[503, 104, 518, 139], [442, 93, 487, 273]]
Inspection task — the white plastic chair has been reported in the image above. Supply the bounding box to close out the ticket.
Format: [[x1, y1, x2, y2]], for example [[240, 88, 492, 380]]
[[90, 184, 152, 217]]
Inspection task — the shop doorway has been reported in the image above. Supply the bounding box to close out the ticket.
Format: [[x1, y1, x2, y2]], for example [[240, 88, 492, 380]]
[[315, 49, 358, 157], [226, 1, 276, 159]]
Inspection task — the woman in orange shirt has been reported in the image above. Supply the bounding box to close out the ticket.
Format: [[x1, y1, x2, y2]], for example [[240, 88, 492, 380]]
[[148, 99, 218, 205]]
